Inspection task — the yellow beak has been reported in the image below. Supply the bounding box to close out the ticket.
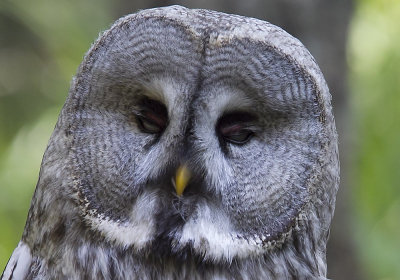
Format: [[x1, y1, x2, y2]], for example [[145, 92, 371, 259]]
[[175, 164, 191, 196]]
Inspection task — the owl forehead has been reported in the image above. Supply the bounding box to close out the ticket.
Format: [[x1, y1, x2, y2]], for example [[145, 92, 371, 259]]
[[81, 11, 319, 121]]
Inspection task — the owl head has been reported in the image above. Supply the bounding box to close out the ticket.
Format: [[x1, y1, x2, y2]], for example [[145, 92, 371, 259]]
[[23, 5, 339, 277]]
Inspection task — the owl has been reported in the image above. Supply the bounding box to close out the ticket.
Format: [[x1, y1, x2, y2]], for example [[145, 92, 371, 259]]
[[2, 5, 339, 280]]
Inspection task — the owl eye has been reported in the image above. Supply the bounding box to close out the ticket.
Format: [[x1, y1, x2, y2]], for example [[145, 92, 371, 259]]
[[135, 98, 168, 134], [220, 124, 254, 145], [217, 112, 256, 145]]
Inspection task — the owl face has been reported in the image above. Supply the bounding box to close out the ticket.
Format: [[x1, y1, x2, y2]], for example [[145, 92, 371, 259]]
[[59, 6, 336, 263]]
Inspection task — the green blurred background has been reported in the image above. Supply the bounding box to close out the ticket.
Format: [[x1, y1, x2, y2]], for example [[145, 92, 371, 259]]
[[0, 0, 399, 279]]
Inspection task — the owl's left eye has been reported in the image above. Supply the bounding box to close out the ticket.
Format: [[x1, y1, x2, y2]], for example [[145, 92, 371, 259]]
[[217, 112, 257, 145], [134, 98, 168, 134], [220, 124, 254, 145]]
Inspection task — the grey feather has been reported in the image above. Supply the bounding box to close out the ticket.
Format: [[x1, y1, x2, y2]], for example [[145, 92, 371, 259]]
[[2, 5, 339, 280]]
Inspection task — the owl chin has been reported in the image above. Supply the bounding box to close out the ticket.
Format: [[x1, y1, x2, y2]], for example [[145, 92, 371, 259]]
[[82, 188, 293, 263]]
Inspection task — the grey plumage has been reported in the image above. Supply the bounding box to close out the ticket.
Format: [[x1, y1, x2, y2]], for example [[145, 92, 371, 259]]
[[2, 5, 339, 280]]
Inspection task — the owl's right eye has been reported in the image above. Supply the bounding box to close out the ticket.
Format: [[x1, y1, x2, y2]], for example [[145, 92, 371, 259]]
[[134, 98, 168, 134]]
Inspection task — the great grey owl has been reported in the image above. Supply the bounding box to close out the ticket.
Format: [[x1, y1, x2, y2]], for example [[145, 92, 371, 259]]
[[2, 5, 339, 280]]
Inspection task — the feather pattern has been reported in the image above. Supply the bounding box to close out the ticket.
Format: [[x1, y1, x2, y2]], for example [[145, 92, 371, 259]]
[[2, 5, 339, 279]]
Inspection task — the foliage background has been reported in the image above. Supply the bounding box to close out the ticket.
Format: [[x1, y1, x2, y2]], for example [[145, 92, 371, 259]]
[[0, 0, 399, 279]]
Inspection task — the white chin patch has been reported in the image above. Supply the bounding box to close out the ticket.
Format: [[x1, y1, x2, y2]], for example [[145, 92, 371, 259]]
[[83, 190, 159, 250], [176, 203, 266, 262], [84, 190, 275, 261]]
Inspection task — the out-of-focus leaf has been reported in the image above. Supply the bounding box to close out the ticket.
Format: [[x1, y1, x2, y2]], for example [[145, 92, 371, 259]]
[[349, 0, 400, 278]]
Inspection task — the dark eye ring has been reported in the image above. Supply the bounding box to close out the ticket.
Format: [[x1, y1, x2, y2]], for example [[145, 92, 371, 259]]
[[223, 129, 254, 145], [136, 114, 164, 134], [217, 111, 257, 146], [221, 124, 254, 145], [133, 98, 168, 135]]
